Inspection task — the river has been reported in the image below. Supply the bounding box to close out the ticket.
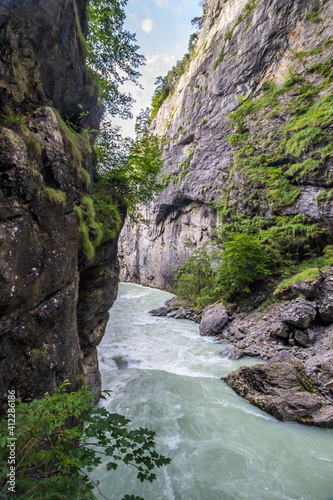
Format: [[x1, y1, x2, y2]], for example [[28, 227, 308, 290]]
[[93, 283, 333, 500]]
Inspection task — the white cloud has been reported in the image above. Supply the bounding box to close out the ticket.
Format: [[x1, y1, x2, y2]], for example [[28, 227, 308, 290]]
[[154, 0, 169, 7], [172, 5, 183, 14], [141, 18, 153, 33]]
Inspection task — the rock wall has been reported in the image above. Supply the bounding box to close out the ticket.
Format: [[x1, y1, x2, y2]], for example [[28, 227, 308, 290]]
[[119, 0, 333, 288], [0, 0, 123, 410]]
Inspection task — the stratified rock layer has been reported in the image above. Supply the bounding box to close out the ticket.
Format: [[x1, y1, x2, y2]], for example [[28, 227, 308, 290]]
[[0, 0, 122, 410]]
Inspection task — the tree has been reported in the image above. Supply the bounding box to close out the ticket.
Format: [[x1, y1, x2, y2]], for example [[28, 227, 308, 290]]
[[94, 121, 164, 219], [86, 0, 145, 118], [0, 382, 170, 499], [175, 249, 216, 307]]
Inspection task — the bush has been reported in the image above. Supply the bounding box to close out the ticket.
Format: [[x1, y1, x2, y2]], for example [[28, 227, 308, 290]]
[[175, 250, 216, 307], [216, 233, 270, 303]]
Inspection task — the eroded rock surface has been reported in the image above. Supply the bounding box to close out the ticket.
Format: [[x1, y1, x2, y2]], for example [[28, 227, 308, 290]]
[[225, 362, 333, 428], [0, 0, 123, 410]]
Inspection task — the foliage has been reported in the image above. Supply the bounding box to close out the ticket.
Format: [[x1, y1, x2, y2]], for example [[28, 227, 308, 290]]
[[0, 381, 170, 500], [150, 13, 202, 120], [175, 249, 217, 307], [94, 121, 164, 219], [2, 111, 26, 128], [26, 139, 42, 158], [215, 233, 270, 303], [85, 0, 145, 118]]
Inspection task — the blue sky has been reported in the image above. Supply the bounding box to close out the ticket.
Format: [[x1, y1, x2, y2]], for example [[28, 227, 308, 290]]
[[114, 0, 203, 136]]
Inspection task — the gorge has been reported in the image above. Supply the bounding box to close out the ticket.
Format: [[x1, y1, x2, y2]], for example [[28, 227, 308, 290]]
[[0, 0, 333, 497]]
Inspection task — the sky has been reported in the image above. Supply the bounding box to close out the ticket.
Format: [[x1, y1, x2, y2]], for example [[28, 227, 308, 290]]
[[113, 0, 203, 137]]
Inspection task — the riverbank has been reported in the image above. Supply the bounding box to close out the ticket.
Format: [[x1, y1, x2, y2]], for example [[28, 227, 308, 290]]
[[150, 270, 333, 428], [94, 283, 333, 500]]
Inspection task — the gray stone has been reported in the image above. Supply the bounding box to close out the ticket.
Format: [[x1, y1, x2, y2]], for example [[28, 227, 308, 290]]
[[281, 298, 317, 329], [225, 362, 333, 428], [220, 345, 243, 360], [199, 302, 228, 336], [149, 306, 171, 317], [119, 0, 333, 287], [317, 269, 333, 323], [294, 329, 316, 348], [268, 322, 290, 339]]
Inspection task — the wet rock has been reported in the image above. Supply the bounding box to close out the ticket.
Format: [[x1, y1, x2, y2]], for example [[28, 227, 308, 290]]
[[294, 329, 316, 348], [170, 307, 187, 320], [224, 362, 333, 428], [199, 302, 228, 336], [149, 306, 171, 317], [281, 298, 317, 329], [221, 345, 243, 360]]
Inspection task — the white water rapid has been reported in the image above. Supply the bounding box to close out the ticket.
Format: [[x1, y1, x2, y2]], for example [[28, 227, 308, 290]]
[[93, 283, 333, 500]]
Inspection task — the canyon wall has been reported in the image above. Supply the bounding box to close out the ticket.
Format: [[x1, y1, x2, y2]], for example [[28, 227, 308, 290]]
[[119, 0, 333, 289], [0, 0, 123, 410]]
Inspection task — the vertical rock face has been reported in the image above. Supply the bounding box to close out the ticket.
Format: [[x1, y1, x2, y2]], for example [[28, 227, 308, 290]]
[[0, 0, 122, 410], [119, 0, 333, 288]]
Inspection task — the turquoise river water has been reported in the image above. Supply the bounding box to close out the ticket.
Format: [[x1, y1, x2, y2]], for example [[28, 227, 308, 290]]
[[92, 283, 333, 500]]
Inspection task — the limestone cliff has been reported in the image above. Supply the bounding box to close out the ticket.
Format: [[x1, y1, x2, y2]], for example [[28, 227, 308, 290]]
[[119, 0, 333, 288], [0, 0, 123, 410]]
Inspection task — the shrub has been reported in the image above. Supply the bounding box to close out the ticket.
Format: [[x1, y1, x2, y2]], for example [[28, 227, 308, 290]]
[[216, 233, 270, 303], [175, 249, 216, 307]]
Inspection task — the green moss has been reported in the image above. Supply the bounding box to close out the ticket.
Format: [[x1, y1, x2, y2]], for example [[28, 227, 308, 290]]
[[73, 0, 87, 58], [274, 268, 320, 295], [323, 245, 333, 259], [74, 205, 95, 261], [44, 187, 67, 206], [200, 118, 208, 127]]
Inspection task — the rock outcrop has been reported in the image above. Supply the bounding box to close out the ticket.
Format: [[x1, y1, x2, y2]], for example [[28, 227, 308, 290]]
[[0, 0, 123, 410], [224, 362, 333, 427], [119, 0, 333, 288]]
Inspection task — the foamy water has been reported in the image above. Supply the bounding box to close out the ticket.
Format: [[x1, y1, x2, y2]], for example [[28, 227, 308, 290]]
[[92, 283, 333, 500]]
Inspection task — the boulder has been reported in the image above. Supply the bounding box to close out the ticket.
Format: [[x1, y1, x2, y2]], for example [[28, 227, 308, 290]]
[[274, 273, 323, 301], [294, 329, 316, 348], [199, 302, 228, 336], [281, 298, 317, 329], [220, 345, 243, 360], [149, 306, 171, 317], [317, 269, 333, 323], [224, 362, 333, 428], [268, 321, 290, 339]]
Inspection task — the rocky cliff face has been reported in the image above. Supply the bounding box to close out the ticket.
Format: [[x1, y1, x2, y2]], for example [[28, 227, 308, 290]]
[[0, 0, 122, 410], [120, 0, 333, 425], [119, 0, 333, 288]]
